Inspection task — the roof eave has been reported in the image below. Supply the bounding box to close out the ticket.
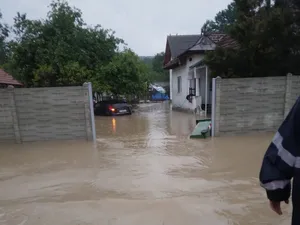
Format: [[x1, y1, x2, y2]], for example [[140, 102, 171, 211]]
[[0, 84, 23, 86], [185, 50, 206, 54], [189, 60, 206, 69], [163, 61, 180, 70], [175, 49, 206, 61]]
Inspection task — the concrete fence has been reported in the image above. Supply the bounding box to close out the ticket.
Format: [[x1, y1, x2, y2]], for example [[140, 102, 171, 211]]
[[212, 74, 300, 136], [0, 83, 96, 143]]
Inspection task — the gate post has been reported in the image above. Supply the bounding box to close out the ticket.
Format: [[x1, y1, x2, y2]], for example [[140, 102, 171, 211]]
[[83, 82, 96, 143], [211, 76, 221, 137], [8, 86, 21, 143], [211, 78, 216, 137]]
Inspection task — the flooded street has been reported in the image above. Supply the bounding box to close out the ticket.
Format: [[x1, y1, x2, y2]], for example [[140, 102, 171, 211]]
[[0, 102, 292, 225]]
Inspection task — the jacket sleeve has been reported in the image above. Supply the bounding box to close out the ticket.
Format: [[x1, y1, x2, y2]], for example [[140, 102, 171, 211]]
[[259, 97, 300, 202]]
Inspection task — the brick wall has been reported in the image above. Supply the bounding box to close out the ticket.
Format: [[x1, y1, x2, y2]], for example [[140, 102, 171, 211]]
[[214, 74, 300, 136], [0, 83, 94, 143]]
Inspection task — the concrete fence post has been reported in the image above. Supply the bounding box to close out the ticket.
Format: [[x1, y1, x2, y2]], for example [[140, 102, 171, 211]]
[[214, 77, 222, 136], [284, 73, 293, 119], [7, 86, 21, 143], [87, 82, 96, 143], [169, 69, 173, 101], [83, 82, 95, 142], [211, 78, 216, 137]]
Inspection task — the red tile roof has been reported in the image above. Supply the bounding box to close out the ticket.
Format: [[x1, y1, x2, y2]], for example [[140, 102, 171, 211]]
[[0, 69, 23, 86], [206, 33, 239, 49], [207, 33, 227, 43], [217, 34, 239, 49]]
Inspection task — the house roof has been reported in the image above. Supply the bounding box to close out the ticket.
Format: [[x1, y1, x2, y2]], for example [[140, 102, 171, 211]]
[[188, 33, 229, 51], [206, 33, 227, 43], [188, 34, 238, 70], [163, 33, 238, 70], [167, 34, 200, 59], [217, 34, 239, 49], [0, 69, 23, 86], [163, 58, 180, 70]]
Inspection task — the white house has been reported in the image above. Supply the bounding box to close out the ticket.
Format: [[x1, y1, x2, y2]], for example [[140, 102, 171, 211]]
[[163, 33, 236, 116]]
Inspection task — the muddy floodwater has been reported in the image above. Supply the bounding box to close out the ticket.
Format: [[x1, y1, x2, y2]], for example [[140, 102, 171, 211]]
[[0, 103, 292, 224]]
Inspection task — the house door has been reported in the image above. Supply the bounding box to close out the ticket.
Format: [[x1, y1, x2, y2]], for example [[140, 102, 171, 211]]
[[189, 78, 196, 95], [199, 74, 212, 104]]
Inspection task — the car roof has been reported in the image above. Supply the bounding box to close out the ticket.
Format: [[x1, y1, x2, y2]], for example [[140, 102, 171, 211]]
[[99, 99, 127, 104]]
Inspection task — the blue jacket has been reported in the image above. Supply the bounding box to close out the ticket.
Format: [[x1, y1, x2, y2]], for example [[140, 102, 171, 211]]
[[259, 97, 300, 225]]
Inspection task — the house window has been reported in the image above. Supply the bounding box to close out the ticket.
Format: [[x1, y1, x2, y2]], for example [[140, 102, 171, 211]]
[[177, 76, 182, 93]]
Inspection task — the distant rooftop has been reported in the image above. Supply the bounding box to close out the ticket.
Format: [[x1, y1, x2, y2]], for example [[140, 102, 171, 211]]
[[0, 69, 23, 86]]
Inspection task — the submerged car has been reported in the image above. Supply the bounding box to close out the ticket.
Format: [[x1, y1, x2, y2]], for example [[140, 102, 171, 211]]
[[94, 99, 132, 116]]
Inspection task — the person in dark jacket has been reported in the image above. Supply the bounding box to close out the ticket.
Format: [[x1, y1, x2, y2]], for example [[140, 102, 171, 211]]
[[259, 97, 300, 225]]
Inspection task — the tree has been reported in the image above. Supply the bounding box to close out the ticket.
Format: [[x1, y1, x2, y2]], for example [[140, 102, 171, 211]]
[[151, 52, 169, 82], [201, 2, 237, 34], [99, 49, 150, 95], [0, 11, 10, 66], [1, 0, 162, 95], [6, 0, 123, 87], [140, 56, 153, 67], [204, 0, 300, 78], [139, 52, 169, 83]]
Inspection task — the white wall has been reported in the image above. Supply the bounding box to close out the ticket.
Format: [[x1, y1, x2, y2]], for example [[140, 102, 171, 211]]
[[171, 54, 204, 110]]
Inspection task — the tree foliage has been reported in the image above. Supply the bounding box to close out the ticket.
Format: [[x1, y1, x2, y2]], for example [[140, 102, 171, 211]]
[[151, 52, 169, 82], [201, 2, 237, 34], [1, 0, 151, 96], [204, 0, 300, 78], [6, 1, 123, 87], [140, 52, 169, 82], [140, 56, 153, 67], [0, 11, 9, 66], [97, 49, 150, 95]]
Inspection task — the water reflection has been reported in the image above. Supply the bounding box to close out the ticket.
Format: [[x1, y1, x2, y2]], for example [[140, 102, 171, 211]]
[[112, 118, 116, 134]]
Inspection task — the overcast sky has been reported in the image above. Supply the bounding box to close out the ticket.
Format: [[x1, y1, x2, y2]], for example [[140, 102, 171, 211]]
[[0, 0, 231, 56]]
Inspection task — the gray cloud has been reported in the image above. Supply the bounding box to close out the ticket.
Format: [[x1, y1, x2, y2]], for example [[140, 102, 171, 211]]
[[0, 0, 231, 56]]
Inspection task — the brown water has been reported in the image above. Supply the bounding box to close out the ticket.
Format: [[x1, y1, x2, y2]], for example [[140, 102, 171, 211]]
[[0, 102, 292, 225]]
